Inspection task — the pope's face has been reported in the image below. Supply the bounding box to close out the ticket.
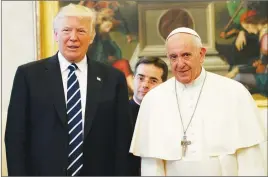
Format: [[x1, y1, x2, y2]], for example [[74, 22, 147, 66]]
[[166, 33, 206, 84]]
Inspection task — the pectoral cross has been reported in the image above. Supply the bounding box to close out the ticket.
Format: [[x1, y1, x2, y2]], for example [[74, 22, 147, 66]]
[[181, 135, 191, 157]]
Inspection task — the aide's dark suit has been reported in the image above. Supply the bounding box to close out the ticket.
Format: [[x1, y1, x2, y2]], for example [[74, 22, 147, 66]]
[[5, 54, 133, 176]]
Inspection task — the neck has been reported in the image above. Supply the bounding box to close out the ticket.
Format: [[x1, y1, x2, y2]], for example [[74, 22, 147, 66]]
[[194, 66, 202, 80], [184, 66, 202, 85]]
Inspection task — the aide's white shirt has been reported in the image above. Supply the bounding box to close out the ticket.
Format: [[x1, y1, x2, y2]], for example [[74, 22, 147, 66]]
[[58, 52, 87, 130]]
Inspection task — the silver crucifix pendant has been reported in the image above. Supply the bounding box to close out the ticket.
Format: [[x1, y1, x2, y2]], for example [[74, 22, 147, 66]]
[[181, 135, 191, 157]]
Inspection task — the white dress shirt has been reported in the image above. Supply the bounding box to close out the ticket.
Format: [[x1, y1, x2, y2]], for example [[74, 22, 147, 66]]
[[58, 52, 88, 130]]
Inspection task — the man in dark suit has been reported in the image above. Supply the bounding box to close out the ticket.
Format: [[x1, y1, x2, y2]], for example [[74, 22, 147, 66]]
[[5, 3, 132, 176], [129, 56, 168, 175]]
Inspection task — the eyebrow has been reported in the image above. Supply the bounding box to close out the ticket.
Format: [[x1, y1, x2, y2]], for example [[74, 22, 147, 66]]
[[182, 52, 192, 55], [137, 74, 159, 81], [168, 53, 177, 57]]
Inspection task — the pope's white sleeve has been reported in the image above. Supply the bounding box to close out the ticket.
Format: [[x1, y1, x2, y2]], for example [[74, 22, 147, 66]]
[[141, 157, 165, 176], [236, 144, 266, 176], [219, 154, 238, 176]]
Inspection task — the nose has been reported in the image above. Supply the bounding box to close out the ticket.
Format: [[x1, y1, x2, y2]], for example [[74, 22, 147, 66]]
[[176, 58, 185, 69], [70, 30, 78, 41], [141, 79, 150, 88]]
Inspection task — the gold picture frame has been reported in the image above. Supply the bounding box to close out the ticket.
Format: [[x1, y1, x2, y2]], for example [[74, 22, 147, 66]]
[[37, 1, 59, 60]]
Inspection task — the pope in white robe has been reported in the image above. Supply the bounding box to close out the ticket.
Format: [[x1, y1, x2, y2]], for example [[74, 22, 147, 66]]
[[129, 27, 267, 176]]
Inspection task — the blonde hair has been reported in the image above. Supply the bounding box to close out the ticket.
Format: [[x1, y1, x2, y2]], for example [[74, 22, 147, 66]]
[[53, 3, 96, 33]]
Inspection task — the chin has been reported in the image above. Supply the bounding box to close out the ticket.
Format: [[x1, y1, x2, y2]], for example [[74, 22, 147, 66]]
[[67, 54, 83, 61], [177, 78, 191, 84], [138, 95, 144, 101]]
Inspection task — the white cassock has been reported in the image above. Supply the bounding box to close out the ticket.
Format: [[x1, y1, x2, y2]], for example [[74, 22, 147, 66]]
[[130, 67, 267, 176]]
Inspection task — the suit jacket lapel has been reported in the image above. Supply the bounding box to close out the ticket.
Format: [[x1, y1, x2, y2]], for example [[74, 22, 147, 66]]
[[84, 59, 104, 138], [45, 54, 67, 127]]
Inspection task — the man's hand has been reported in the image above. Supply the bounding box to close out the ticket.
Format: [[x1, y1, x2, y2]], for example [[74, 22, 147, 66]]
[[226, 67, 239, 78], [235, 31, 247, 51], [126, 35, 132, 43], [253, 60, 266, 73]]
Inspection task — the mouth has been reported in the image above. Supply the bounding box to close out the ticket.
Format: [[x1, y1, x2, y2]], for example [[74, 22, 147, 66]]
[[139, 91, 147, 95], [67, 46, 80, 50], [178, 69, 190, 73]]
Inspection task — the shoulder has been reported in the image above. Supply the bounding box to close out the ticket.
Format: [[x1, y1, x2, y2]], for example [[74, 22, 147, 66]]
[[90, 59, 125, 78], [89, 60, 127, 88], [17, 55, 55, 73], [207, 71, 251, 97], [208, 72, 243, 87], [129, 99, 135, 105]]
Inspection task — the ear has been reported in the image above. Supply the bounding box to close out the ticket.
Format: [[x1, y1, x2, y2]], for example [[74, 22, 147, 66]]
[[54, 29, 59, 42], [199, 47, 206, 63]]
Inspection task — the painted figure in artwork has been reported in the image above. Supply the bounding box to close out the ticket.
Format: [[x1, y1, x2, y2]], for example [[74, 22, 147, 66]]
[[226, 10, 268, 96], [80, 0, 135, 92], [217, 0, 260, 71]]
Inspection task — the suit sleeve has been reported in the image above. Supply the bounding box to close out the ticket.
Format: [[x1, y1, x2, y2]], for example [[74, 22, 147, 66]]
[[5, 66, 29, 175], [114, 71, 133, 175]]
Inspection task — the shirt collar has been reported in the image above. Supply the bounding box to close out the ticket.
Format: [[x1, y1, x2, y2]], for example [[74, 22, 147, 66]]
[[133, 96, 141, 106], [58, 52, 87, 73]]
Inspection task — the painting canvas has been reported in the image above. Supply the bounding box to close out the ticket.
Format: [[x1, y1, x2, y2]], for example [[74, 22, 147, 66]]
[[38, 0, 268, 103]]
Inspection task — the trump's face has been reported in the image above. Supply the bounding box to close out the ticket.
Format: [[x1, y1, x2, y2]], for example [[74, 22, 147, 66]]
[[166, 33, 206, 84], [54, 16, 95, 63]]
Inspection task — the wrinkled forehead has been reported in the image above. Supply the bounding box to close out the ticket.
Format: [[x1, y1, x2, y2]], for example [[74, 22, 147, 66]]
[[166, 35, 200, 56]]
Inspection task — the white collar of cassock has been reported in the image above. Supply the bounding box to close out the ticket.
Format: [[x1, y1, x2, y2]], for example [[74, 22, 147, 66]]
[[133, 96, 141, 106], [175, 67, 206, 93]]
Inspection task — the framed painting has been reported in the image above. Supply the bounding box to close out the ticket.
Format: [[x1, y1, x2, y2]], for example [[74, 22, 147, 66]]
[[138, 1, 217, 56], [37, 0, 268, 101], [37, 1, 59, 60]]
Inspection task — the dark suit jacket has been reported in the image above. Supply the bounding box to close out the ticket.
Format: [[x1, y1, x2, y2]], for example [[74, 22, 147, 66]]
[[5, 53, 133, 176], [129, 99, 141, 176], [129, 99, 140, 127]]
